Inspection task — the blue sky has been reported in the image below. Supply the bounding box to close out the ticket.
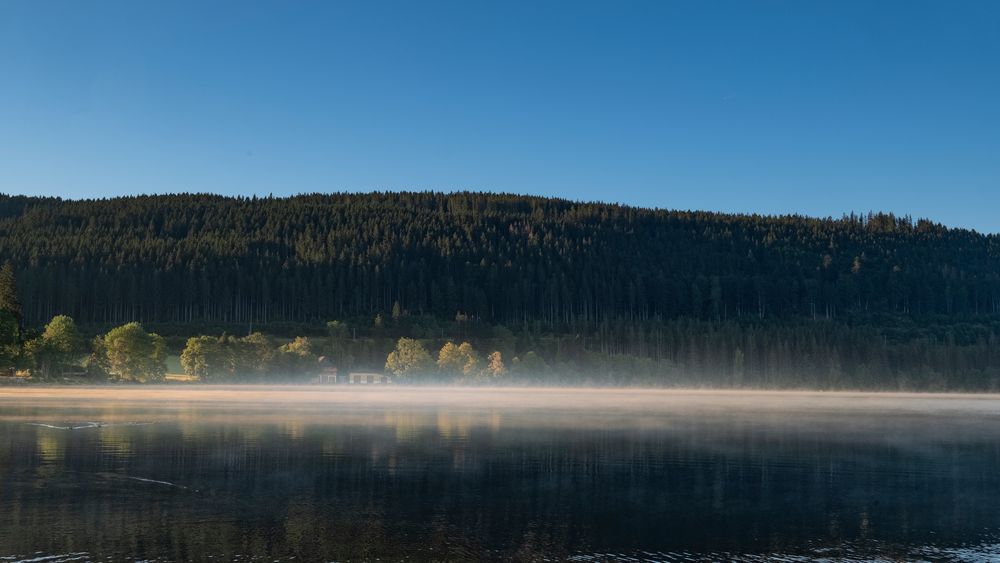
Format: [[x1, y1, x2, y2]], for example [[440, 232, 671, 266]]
[[1, 1, 998, 231]]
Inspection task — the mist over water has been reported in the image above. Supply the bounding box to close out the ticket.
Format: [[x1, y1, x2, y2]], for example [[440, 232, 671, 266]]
[[2, 386, 1000, 561]]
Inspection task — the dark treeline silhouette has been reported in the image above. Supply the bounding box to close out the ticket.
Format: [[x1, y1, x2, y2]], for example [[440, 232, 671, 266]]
[[2, 191, 1000, 390], [2, 192, 999, 325]]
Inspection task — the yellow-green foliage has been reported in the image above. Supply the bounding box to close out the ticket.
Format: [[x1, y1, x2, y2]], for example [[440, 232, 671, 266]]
[[437, 341, 481, 378], [101, 322, 166, 382], [385, 338, 433, 377]]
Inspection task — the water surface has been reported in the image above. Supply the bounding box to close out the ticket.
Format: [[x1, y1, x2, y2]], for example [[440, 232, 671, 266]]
[[1, 386, 999, 561]]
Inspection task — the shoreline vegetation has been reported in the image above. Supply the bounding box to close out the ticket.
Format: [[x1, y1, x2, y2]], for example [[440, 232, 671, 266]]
[[4, 292, 1000, 393], [2, 313, 1000, 392], [2, 193, 1000, 391]]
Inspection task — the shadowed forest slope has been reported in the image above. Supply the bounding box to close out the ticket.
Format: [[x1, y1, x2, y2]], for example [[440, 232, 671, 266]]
[[3, 192, 1000, 390], [1, 191, 998, 326]]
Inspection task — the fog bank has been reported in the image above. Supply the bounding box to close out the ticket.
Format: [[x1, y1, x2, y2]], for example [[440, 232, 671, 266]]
[[3, 385, 1000, 416]]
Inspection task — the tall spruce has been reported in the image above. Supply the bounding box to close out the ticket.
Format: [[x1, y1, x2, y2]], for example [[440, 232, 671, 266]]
[[0, 192, 997, 326], [0, 261, 21, 324]]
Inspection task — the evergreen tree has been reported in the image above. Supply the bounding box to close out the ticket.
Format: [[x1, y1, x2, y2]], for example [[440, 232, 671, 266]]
[[0, 192, 999, 390], [0, 193, 996, 327], [0, 310, 19, 372], [0, 261, 21, 324]]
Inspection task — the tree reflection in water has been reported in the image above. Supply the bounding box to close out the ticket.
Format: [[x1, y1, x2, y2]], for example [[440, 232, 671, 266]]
[[0, 388, 999, 561]]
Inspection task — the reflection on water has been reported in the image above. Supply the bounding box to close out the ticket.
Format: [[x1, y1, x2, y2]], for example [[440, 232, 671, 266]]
[[1, 387, 1000, 561]]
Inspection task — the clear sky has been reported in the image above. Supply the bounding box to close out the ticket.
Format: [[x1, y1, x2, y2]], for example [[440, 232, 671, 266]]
[[2, 1, 998, 232]]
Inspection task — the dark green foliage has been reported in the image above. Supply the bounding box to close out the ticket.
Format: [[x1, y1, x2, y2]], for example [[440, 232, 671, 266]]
[[0, 310, 19, 372], [271, 337, 320, 378], [1, 192, 1000, 390], [0, 261, 21, 324], [24, 315, 82, 378], [1, 192, 998, 326], [180, 332, 302, 382], [101, 322, 167, 382]]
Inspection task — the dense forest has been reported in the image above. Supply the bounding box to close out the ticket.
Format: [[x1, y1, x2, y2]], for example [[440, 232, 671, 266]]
[[2, 191, 999, 325], [2, 191, 1000, 389]]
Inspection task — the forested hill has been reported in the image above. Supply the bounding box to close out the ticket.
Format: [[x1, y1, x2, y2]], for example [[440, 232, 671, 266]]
[[1, 191, 999, 328]]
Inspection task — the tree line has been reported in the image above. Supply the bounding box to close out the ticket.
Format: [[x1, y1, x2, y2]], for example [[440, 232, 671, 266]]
[[2, 192, 1000, 390], [0, 312, 515, 385], [3, 262, 514, 383], [5, 309, 1000, 391], [2, 192, 998, 327]]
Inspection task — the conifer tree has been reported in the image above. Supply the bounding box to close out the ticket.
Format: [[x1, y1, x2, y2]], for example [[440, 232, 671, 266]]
[[0, 261, 21, 323]]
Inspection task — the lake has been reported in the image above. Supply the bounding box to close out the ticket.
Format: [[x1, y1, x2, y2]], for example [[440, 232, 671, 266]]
[[2, 386, 1000, 562]]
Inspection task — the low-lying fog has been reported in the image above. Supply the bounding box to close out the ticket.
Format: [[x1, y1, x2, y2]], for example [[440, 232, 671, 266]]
[[2, 385, 999, 415], [3, 386, 1000, 446]]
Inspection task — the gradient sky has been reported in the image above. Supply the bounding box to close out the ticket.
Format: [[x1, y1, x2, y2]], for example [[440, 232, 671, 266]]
[[2, 1, 998, 231]]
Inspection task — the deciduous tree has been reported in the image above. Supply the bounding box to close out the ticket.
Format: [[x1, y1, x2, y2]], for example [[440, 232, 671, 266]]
[[486, 351, 505, 378], [102, 322, 166, 382], [25, 315, 81, 378], [385, 338, 433, 378], [437, 341, 481, 379]]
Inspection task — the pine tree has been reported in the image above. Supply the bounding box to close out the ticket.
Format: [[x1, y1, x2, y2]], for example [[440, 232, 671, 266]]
[[0, 261, 21, 323]]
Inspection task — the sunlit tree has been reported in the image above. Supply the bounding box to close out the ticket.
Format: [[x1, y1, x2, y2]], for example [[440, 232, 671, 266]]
[[437, 341, 480, 379], [385, 338, 433, 378], [180, 332, 281, 381], [486, 351, 505, 379], [180, 335, 226, 381], [25, 315, 82, 378], [102, 322, 166, 382]]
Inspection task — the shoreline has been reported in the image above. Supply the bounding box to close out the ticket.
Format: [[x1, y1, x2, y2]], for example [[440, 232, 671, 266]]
[[2, 385, 1000, 416]]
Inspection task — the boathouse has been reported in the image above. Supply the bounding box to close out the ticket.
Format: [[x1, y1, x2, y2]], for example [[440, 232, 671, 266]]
[[315, 357, 341, 384], [348, 372, 391, 385]]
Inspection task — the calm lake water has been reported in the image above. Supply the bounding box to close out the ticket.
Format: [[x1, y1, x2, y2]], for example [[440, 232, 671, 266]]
[[2, 387, 1000, 562]]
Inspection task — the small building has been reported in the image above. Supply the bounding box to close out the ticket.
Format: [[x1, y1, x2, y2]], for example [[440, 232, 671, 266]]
[[313, 359, 390, 385], [348, 372, 391, 385], [315, 357, 339, 384]]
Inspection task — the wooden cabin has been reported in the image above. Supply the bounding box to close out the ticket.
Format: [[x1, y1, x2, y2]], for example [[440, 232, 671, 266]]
[[313, 358, 390, 384], [348, 372, 391, 385], [315, 357, 340, 384]]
